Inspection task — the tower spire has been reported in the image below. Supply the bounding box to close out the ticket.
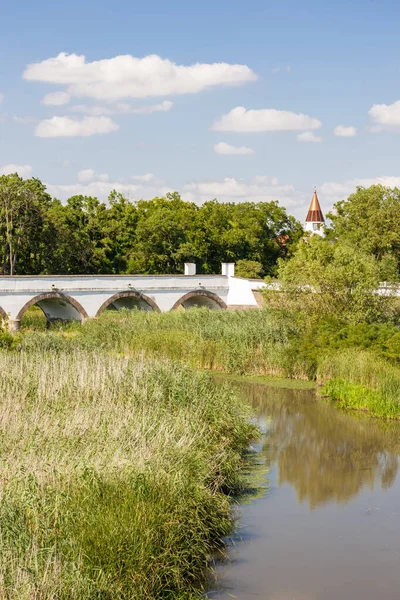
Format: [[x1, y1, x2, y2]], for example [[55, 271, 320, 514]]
[[304, 189, 325, 235]]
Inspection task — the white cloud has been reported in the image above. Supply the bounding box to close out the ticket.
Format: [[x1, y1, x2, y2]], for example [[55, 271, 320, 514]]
[[130, 173, 154, 182], [23, 52, 257, 101], [212, 106, 321, 132], [368, 100, 400, 131], [41, 91, 71, 106], [99, 173, 109, 182], [297, 131, 323, 143], [214, 141, 254, 155], [69, 100, 173, 116], [333, 125, 357, 137], [78, 168, 96, 182], [321, 175, 400, 201], [0, 164, 33, 177], [183, 176, 304, 208], [13, 115, 38, 124], [35, 115, 119, 138]]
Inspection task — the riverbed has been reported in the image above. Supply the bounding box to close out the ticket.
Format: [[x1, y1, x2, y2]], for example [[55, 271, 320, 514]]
[[211, 382, 400, 600]]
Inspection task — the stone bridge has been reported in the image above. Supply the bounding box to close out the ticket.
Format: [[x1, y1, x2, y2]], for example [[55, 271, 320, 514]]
[[0, 263, 265, 331]]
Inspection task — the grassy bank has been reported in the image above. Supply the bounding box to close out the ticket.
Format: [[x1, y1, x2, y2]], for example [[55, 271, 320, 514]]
[[19, 307, 400, 418], [0, 351, 257, 599], [318, 350, 400, 419]]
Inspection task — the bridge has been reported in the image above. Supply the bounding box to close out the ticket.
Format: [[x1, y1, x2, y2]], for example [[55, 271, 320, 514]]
[[0, 263, 265, 331]]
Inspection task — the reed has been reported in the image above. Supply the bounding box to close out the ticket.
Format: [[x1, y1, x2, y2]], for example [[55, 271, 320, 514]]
[[0, 351, 257, 599], [21, 308, 309, 379], [318, 350, 400, 418]]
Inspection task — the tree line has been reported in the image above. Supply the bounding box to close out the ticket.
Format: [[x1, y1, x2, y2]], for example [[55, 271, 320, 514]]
[[0, 173, 302, 276]]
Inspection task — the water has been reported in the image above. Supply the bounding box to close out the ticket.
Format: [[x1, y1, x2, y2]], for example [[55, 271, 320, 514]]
[[211, 382, 400, 600]]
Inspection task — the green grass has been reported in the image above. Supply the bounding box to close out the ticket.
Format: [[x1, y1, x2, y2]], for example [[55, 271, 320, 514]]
[[319, 350, 400, 418], [18, 307, 400, 418], [0, 351, 258, 599], [20, 308, 309, 379]]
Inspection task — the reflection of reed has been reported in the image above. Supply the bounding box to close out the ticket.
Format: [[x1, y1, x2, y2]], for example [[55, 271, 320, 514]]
[[235, 383, 400, 509]]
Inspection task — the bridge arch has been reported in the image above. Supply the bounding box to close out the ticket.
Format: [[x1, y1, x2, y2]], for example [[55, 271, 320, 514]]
[[96, 291, 160, 316], [0, 306, 7, 322], [171, 290, 227, 311], [17, 292, 88, 324]]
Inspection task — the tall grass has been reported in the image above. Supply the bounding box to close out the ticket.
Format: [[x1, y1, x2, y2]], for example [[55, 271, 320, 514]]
[[21, 308, 308, 379], [318, 350, 400, 418], [0, 351, 257, 599], [19, 308, 400, 418]]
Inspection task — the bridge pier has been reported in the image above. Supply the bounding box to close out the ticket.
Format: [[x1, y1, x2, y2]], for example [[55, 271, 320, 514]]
[[9, 319, 21, 332]]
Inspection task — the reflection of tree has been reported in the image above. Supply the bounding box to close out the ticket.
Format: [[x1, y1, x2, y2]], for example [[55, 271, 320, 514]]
[[236, 383, 400, 509]]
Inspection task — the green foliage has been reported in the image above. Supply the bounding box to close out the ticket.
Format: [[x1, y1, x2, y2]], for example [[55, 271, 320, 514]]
[[327, 184, 400, 269], [278, 235, 397, 324], [0, 173, 52, 274], [320, 350, 400, 418], [0, 352, 257, 598], [0, 177, 302, 275], [235, 259, 263, 279]]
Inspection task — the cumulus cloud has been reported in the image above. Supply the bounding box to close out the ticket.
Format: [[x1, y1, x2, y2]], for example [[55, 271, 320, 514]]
[[35, 115, 119, 138], [130, 173, 154, 182], [41, 91, 71, 106], [69, 100, 173, 116], [333, 125, 357, 137], [297, 131, 323, 143], [214, 142, 254, 155], [23, 52, 257, 102], [0, 164, 33, 177], [368, 100, 400, 131], [77, 168, 96, 182], [212, 106, 321, 132]]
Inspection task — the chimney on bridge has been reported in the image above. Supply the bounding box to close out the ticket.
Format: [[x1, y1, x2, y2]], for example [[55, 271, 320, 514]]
[[221, 263, 235, 277], [184, 263, 196, 275]]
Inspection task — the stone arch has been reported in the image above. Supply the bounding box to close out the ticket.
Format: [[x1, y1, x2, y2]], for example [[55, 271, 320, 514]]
[[0, 306, 7, 321], [171, 290, 227, 311], [16, 292, 88, 323], [96, 291, 160, 316]]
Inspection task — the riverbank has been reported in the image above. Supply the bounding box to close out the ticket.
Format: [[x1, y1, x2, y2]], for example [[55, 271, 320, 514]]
[[18, 307, 400, 419], [0, 350, 257, 599]]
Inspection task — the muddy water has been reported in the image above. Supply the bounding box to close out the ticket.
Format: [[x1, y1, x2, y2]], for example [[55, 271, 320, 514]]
[[211, 383, 400, 600]]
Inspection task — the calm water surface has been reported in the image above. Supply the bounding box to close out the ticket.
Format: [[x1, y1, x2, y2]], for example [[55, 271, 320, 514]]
[[211, 383, 400, 600]]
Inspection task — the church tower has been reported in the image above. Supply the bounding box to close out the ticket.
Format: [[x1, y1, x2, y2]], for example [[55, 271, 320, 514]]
[[304, 189, 325, 236]]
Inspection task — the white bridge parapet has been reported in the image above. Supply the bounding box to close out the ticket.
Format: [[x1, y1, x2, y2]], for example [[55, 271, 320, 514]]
[[0, 264, 263, 330]]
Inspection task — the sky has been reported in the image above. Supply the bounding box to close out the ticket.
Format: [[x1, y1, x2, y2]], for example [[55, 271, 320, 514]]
[[1, 0, 400, 220]]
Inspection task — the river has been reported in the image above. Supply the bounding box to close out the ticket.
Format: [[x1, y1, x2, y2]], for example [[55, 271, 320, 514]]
[[210, 381, 400, 600]]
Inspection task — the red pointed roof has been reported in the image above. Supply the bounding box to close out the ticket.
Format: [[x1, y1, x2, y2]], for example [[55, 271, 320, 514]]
[[305, 190, 325, 223]]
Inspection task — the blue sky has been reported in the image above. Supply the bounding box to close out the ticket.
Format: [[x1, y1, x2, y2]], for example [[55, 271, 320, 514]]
[[1, 0, 400, 219]]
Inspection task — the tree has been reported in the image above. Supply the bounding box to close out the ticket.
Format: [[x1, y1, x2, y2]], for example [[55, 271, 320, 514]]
[[0, 174, 51, 275], [278, 236, 398, 324], [327, 185, 400, 270], [235, 259, 263, 279]]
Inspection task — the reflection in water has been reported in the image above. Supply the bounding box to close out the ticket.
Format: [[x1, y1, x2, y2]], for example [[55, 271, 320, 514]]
[[213, 382, 400, 600], [242, 383, 400, 508]]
